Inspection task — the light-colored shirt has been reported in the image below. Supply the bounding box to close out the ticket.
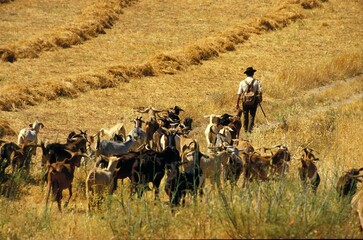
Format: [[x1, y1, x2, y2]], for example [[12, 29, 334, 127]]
[[237, 76, 262, 95]]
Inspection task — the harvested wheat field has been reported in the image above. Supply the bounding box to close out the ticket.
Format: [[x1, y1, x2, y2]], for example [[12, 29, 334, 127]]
[[0, 0, 362, 238]]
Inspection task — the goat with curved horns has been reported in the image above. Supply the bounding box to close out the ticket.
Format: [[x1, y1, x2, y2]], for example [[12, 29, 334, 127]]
[[127, 116, 147, 149], [298, 147, 320, 193]]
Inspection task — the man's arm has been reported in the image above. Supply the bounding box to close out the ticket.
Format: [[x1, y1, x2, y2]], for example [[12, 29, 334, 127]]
[[257, 80, 262, 103]]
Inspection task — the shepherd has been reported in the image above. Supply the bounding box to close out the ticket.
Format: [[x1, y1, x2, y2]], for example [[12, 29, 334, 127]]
[[235, 67, 263, 133]]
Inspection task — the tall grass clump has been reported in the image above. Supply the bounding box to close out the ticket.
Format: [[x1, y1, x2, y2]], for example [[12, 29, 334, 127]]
[[216, 176, 358, 238], [267, 51, 363, 99]]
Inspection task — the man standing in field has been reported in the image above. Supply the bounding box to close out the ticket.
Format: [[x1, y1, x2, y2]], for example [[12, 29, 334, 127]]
[[236, 67, 262, 133]]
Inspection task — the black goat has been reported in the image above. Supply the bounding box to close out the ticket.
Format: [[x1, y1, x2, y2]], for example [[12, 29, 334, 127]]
[[130, 147, 181, 199], [165, 150, 203, 207], [336, 167, 363, 198]]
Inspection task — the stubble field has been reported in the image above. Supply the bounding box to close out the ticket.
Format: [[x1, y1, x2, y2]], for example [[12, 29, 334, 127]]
[[0, 0, 362, 239]]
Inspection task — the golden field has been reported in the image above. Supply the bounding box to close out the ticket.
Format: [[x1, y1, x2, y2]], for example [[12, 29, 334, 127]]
[[0, 0, 362, 238]]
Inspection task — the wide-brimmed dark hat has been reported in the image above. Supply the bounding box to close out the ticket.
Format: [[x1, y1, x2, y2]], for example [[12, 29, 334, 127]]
[[244, 67, 257, 74]]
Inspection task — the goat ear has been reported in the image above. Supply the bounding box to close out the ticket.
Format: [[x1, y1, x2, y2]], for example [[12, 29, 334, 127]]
[[359, 167, 363, 172]]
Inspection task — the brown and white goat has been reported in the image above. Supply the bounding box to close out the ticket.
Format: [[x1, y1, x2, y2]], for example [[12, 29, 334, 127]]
[[204, 114, 223, 147], [134, 106, 165, 149], [336, 167, 363, 198], [298, 147, 320, 193]]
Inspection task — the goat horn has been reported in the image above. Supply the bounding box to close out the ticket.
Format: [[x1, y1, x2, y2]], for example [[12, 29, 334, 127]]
[[351, 174, 363, 178], [150, 107, 164, 112], [134, 107, 150, 113]]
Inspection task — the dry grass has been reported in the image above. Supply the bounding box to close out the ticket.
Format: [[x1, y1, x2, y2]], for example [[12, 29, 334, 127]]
[[0, 0, 363, 238]]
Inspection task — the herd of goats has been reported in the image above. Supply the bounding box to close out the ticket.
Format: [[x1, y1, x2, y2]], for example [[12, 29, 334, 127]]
[[0, 105, 362, 230]]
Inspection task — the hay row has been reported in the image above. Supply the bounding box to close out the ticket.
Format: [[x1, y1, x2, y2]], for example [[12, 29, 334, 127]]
[[0, 0, 14, 4], [0, 119, 16, 138], [0, 0, 327, 112], [0, 0, 138, 62]]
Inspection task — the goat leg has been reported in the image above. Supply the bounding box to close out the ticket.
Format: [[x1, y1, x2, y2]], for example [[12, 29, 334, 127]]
[[64, 184, 72, 208]]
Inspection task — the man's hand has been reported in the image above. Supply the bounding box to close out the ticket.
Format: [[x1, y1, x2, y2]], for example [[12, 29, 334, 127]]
[[258, 95, 262, 103]]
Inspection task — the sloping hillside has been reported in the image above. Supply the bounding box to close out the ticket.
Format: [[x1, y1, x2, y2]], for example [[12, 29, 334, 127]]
[[0, 0, 362, 238]]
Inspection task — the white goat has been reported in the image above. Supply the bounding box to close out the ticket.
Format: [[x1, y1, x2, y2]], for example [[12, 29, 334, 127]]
[[97, 137, 139, 157], [86, 156, 119, 211], [215, 126, 234, 147], [17, 120, 44, 155]]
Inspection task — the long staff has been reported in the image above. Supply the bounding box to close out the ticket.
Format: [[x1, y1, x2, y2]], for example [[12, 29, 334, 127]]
[[258, 102, 270, 125]]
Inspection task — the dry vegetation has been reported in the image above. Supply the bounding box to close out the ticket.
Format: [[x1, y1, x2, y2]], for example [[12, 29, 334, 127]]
[[0, 0, 362, 239]]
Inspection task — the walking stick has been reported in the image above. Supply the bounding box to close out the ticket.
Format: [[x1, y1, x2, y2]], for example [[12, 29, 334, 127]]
[[258, 102, 270, 125]]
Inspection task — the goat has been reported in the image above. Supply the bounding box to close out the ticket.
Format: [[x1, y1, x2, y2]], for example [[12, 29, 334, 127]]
[[94, 122, 126, 142], [95, 151, 142, 192], [204, 114, 223, 147], [176, 135, 198, 158], [351, 189, 363, 232], [298, 147, 320, 193], [86, 156, 120, 211], [0, 142, 20, 176], [17, 120, 44, 156], [152, 116, 176, 152], [134, 106, 165, 149], [96, 134, 139, 157], [127, 116, 147, 149], [45, 150, 87, 212], [167, 106, 184, 124], [336, 167, 363, 198], [10, 143, 37, 174], [215, 126, 234, 148], [223, 146, 243, 188], [228, 109, 243, 143], [41, 131, 88, 166], [184, 146, 232, 190], [179, 117, 193, 134], [159, 127, 179, 151], [236, 139, 254, 154], [130, 146, 181, 199], [164, 152, 203, 208], [242, 145, 291, 187]]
